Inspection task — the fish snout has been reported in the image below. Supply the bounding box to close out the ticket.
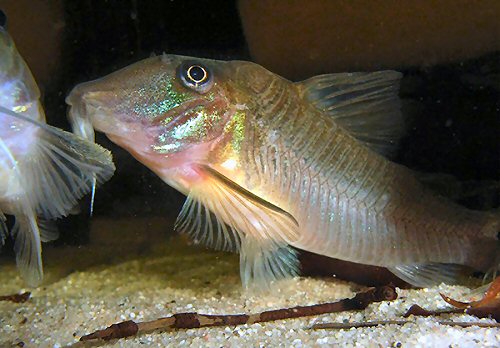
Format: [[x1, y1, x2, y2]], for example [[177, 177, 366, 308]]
[[66, 83, 119, 140], [67, 81, 111, 108], [66, 80, 97, 107]]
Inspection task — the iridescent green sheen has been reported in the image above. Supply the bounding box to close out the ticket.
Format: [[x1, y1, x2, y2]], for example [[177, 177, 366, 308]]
[[224, 110, 246, 153], [153, 106, 223, 154], [131, 75, 188, 119], [172, 107, 220, 140], [155, 131, 181, 154], [172, 111, 206, 140]]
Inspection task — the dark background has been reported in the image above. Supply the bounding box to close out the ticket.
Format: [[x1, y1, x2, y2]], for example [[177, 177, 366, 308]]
[[46, 1, 249, 244], [48, 1, 250, 234], [1, 0, 499, 246]]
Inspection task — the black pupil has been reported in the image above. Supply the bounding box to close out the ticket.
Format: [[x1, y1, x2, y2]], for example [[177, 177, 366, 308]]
[[0, 10, 6, 28], [189, 66, 206, 83]]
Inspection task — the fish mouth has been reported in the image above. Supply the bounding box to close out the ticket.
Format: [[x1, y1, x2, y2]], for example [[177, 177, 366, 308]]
[[66, 94, 101, 142], [67, 97, 95, 142], [66, 88, 132, 141]]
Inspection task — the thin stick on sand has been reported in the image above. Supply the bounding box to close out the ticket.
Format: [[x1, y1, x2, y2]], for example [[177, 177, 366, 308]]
[[311, 320, 500, 330], [80, 285, 397, 341]]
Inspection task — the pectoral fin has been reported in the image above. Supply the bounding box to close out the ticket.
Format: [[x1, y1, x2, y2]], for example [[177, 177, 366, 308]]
[[176, 194, 241, 252], [175, 164, 300, 288]]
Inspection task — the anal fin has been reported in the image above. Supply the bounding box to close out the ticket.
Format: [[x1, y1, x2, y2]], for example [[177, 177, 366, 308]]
[[388, 263, 469, 288]]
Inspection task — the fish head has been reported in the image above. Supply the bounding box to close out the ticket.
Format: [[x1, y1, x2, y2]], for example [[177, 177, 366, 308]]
[[66, 54, 256, 192]]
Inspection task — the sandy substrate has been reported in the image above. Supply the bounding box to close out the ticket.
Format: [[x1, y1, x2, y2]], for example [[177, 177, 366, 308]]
[[1, 218, 499, 347]]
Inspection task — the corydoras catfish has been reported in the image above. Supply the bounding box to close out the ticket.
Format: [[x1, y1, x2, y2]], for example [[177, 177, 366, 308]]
[[0, 19, 115, 286], [66, 54, 500, 288]]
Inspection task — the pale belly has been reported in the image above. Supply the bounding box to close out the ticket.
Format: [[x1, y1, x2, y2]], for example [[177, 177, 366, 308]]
[[0, 116, 38, 207]]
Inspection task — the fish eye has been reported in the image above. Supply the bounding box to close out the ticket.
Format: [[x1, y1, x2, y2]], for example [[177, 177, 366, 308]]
[[187, 65, 208, 84], [177, 62, 214, 94]]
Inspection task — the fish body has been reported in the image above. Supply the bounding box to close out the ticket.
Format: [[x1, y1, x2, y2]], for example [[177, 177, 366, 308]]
[[0, 22, 115, 286], [67, 54, 499, 288]]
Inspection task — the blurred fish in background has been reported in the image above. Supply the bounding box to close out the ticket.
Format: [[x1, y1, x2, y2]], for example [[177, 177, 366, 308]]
[[0, 10, 115, 286]]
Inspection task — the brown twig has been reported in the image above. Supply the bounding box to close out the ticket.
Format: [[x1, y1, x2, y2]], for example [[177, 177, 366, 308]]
[[311, 320, 500, 330], [440, 278, 500, 321], [80, 285, 397, 341], [0, 292, 31, 303], [403, 304, 461, 317], [312, 320, 408, 329]]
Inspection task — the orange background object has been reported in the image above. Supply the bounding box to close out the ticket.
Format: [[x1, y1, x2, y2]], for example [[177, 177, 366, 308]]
[[239, 0, 500, 79]]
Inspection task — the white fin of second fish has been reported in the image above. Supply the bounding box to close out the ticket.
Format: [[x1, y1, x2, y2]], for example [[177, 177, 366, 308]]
[[0, 106, 115, 285], [0, 106, 115, 219], [0, 135, 44, 286]]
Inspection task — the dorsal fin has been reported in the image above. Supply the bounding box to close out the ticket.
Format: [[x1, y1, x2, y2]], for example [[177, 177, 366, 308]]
[[298, 71, 404, 158]]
